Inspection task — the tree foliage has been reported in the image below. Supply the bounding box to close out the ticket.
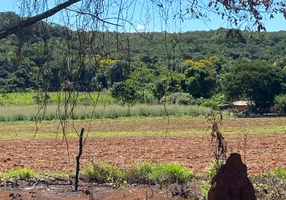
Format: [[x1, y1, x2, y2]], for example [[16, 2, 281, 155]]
[[1, 12, 286, 108], [222, 61, 284, 112]]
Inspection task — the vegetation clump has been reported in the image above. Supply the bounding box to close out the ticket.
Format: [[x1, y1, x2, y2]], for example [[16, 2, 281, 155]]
[[0, 167, 36, 179], [81, 161, 194, 186]]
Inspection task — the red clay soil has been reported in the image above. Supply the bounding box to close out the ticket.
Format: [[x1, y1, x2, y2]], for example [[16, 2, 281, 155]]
[[0, 134, 286, 199], [0, 134, 286, 174]]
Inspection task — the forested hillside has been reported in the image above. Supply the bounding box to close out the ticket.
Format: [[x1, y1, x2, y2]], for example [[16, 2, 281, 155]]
[[1, 11, 286, 111]]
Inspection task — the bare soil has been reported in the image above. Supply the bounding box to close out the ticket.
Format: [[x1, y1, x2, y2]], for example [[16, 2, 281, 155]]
[[0, 117, 286, 199], [0, 184, 177, 200], [0, 134, 286, 174]]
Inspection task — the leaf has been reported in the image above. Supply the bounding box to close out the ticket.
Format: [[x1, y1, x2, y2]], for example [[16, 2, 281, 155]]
[[208, 1, 213, 7]]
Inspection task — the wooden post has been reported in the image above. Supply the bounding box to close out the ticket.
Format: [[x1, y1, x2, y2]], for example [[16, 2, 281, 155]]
[[75, 128, 84, 191]]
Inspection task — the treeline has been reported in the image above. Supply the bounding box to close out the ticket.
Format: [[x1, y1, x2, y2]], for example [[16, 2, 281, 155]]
[[1, 12, 286, 112]]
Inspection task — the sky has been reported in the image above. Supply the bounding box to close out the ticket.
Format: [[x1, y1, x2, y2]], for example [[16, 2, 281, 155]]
[[0, 0, 285, 32]]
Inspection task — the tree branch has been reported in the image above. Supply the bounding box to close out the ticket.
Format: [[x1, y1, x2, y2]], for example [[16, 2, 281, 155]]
[[65, 8, 123, 27], [0, 0, 81, 39]]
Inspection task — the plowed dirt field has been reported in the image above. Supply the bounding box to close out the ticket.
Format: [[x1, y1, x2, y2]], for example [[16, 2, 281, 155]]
[[0, 117, 286, 199]]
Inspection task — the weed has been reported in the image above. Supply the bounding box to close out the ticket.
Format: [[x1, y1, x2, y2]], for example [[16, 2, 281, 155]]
[[204, 159, 224, 180], [199, 160, 224, 200], [82, 161, 194, 187], [0, 167, 37, 179], [199, 182, 211, 200], [9, 167, 37, 179], [151, 163, 194, 185], [128, 162, 155, 184], [81, 161, 126, 185], [252, 173, 286, 199], [273, 167, 286, 180]]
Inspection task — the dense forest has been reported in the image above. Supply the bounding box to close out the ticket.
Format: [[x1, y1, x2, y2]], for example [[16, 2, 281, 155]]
[[1, 11, 286, 112]]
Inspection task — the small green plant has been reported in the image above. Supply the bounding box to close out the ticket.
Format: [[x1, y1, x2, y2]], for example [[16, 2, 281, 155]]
[[199, 160, 223, 200], [199, 182, 211, 200], [8, 167, 36, 179], [81, 161, 127, 185], [204, 159, 224, 180], [128, 161, 155, 184], [273, 167, 286, 180], [151, 163, 194, 185]]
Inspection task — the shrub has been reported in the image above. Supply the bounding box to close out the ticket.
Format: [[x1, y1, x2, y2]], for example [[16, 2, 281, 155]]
[[274, 94, 286, 113], [161, 92, 201, 105], [201, 99, 218, 110], [201, 94, 227, 110], [137, 90, 157, 104]]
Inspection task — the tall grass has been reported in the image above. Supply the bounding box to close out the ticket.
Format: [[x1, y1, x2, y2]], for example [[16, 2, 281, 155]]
[[81, 161, 194, 185], [0, 104, 212, 122], [0, 167, 36, 179]]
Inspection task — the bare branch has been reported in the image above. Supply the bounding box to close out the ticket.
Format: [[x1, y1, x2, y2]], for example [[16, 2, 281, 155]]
[[0, 0, 81, 39], [65, 8, 123, 27]]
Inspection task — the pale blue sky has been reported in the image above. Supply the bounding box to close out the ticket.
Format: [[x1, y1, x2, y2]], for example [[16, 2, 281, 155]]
[[0, 0, 284, 32]]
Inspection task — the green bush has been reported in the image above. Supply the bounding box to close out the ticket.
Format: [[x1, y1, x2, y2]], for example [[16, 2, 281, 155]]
[[161, 92, 201, 105], [274, 94, 286, 113], [201, 99, 218, 109], [201, 94, 227, 110], [137, 90, 157, 104]]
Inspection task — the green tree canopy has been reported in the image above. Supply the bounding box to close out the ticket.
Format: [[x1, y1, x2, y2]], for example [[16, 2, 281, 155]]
[[222, 61, 284, 112], [181, 59, 217, 98]]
